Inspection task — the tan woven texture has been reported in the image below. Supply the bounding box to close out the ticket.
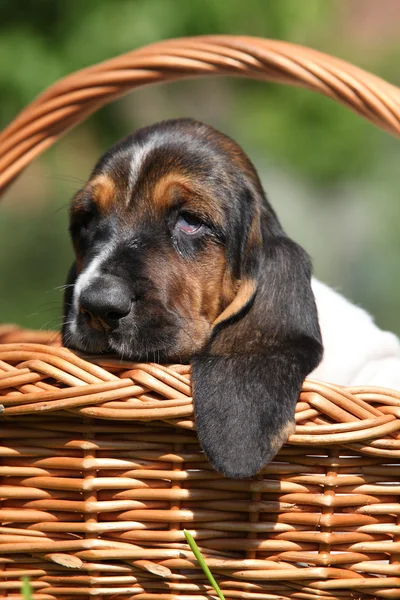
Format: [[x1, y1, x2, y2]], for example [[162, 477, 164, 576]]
[[0, 36, 400, 600]]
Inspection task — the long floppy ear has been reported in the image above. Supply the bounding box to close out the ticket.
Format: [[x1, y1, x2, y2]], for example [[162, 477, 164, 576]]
[[61, 262, 78, 344], [191, 206, 323, 479]]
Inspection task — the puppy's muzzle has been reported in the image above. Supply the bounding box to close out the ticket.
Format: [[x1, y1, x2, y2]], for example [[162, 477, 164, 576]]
[[79, 276, 132, 330]]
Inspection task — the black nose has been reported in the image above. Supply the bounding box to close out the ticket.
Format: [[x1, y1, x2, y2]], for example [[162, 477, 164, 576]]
[[79, 277, 132, 328]]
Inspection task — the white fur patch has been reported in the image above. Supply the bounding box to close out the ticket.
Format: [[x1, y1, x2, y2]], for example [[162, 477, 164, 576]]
[[69, 243, 115, 336], [126, 141, 155, 205], [311, 278, 400, 390]]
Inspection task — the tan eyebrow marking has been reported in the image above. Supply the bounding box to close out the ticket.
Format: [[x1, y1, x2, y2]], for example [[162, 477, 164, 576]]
[[90, 174, 117, 212], [151, 172, 225, 228], [152, 172, 193, 209]]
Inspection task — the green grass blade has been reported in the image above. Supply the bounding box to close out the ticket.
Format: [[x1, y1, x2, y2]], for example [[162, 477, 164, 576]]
[[21, 577, 33, 600], [184, 529, 225, 600]]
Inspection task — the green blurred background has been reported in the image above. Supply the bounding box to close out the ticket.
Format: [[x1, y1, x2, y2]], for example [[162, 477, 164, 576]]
[[1, 0, 399, 335]]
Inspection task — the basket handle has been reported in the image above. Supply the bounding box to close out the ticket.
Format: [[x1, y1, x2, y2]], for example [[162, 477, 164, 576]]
[[1, 34, 399, 197]]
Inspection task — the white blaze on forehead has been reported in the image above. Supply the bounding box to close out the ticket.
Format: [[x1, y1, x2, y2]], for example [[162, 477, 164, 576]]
[[126, 140, 155, 206]]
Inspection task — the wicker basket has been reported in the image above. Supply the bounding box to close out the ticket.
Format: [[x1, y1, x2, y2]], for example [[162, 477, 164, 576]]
[[1, 36, 400, 600]]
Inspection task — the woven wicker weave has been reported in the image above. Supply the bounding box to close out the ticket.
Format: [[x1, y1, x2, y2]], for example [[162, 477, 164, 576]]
[[0, 36, 400, 600]]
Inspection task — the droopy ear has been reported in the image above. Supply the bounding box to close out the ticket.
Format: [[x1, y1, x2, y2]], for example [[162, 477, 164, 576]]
[[61, 262, 78, 344], [191, 236, 323, 479]]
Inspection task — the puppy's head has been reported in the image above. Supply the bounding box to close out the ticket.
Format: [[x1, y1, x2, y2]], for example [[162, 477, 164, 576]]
[[63, 118, 323, 478], [63, 119, 264, 360]]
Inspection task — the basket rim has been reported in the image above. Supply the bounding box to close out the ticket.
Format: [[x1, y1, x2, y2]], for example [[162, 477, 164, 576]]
[[0, 335, 399, 456]]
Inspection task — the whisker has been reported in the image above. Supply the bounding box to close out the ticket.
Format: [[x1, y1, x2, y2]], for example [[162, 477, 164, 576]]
[[37, 319, 63, 331], [44, 284, 74, 294], [23, 173, 86, 185]]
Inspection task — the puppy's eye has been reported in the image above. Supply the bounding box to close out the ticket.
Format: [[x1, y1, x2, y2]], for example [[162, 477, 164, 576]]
[[80, 211, 94, 231], [69, 208, 96, 242], [176, 212, 203, 234]]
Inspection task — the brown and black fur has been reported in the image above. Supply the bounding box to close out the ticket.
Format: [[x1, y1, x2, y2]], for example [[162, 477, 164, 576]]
[[63, 119, 323, 479]]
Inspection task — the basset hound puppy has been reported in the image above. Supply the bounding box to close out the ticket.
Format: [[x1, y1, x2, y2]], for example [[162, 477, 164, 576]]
[[63, 119, 400, 478]]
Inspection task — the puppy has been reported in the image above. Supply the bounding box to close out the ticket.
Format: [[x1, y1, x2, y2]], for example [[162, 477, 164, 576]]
[[62, 118, 400, 478], [62, 118, 323, 479]]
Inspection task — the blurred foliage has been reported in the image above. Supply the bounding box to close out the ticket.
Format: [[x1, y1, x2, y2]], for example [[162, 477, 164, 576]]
[[1, 0, 400, 334], [1, 0, 390, 182]]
